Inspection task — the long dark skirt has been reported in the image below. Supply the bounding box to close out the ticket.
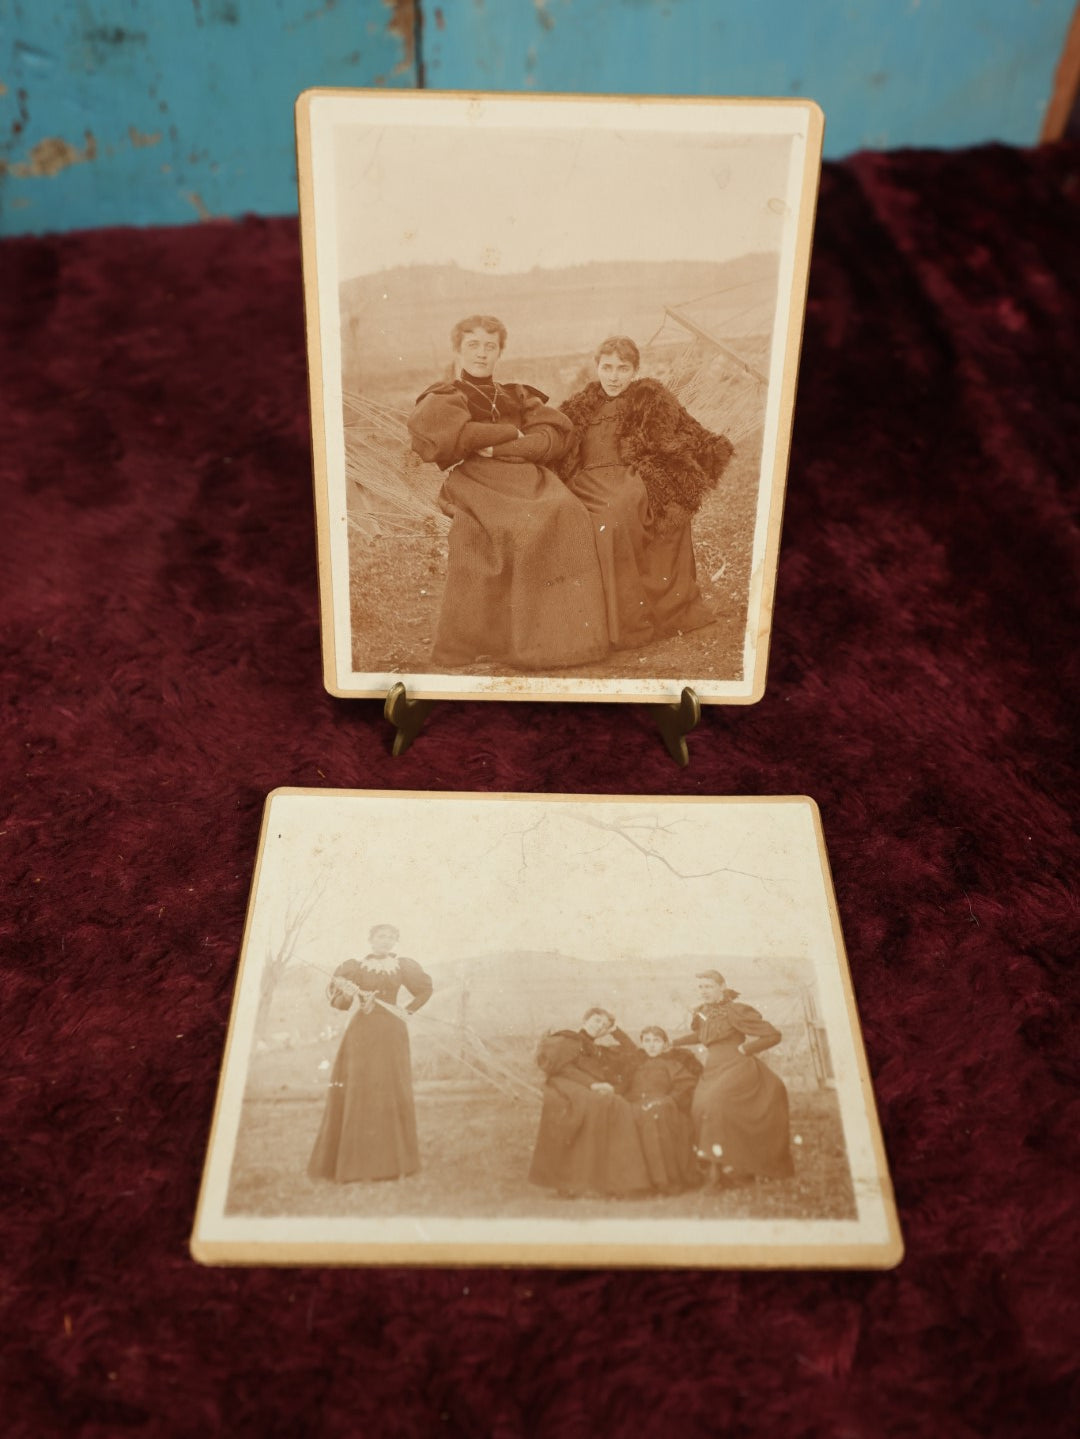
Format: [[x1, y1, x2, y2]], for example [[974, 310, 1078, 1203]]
[[307, 1006, 418, 1183], [433, 456, 609, 669], [529, 1078, 651, 1197], [639, 511, 714, 638], [633, 1097, 699, 1192], [692, 1048, 794, 1180], [565, 462, 654, 649]]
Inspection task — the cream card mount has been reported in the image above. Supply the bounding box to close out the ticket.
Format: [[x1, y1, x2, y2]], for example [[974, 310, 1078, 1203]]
[[192, 789, 901, 1270], [296, 89, 824, 710]]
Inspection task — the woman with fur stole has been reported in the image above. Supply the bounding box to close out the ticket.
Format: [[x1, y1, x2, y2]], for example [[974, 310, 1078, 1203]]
[[558, 336, 734, 646]]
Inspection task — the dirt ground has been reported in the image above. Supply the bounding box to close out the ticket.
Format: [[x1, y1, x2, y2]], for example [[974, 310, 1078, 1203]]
[[345, 353, 763, 685], [226, 1084, 854, 1224]]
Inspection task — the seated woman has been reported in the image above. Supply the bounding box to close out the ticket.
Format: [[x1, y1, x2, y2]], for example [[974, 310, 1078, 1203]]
[[626, 1026, 702, 1194], [674, 970, 794, 1185], [407, 315, 609, 671], [307, 923, 433, 1185], [528, 1008, 650, 1198], [558, 336, 734, 642]]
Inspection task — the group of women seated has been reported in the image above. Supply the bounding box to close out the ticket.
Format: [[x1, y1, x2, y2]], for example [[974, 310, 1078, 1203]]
[[407, 315, 734, 671], [528, 971, 795, 1199]]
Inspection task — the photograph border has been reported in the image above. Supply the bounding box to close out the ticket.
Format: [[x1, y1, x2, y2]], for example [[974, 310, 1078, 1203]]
[[296, 89, 824, 706], [191, 789, 902, 1269]]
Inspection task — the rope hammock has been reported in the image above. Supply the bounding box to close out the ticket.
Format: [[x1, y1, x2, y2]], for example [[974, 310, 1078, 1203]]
[[305, 963, 543, 1101]]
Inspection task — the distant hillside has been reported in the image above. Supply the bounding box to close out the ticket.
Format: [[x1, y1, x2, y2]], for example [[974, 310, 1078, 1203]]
[[267, 945, 812, 1041], [342, 253, 779, 314], [260, 946, 822, 1089], [339, 253, 781, 384]]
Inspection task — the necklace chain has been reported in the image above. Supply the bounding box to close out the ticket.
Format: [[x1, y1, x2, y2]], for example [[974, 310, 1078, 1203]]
[[460, 375, 502, 421]]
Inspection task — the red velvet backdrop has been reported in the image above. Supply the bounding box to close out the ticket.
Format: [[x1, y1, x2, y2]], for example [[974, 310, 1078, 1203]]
[[2, 144, 1078, 1437]]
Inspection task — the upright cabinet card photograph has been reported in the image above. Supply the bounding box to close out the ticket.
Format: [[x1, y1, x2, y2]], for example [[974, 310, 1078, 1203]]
[[192, 790, 901, 1268], [296, 90, 823, 703]]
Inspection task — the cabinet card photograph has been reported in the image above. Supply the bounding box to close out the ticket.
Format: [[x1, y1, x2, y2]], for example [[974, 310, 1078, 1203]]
[[296, 90, 823, 704], [192, 790, 901, 1268]]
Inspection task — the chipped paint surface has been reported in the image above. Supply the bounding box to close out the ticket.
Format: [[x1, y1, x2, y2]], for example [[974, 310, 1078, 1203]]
[[421, 0, 1077, 158], [1, 0, 1076, 234], [0, 0, 417, 235], [0, 132, 97, 177], [385, 0, 418, 74], [183, 189, 213, 220]]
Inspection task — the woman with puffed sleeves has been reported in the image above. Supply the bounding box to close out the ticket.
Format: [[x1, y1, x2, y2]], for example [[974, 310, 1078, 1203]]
[[675, 970, 794, 1185], [528, 1008, 650, 1198], [408, 315, 609, 671], [308, 923, 433, 1184]]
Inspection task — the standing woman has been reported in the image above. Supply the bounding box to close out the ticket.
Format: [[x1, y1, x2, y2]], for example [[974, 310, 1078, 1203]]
[[308, 923, 433, 1184], [559, 336, 734, 641], [675, 970, 794, 1185], [408, 315, 609, 671], [528, 1008, 650, 1198]]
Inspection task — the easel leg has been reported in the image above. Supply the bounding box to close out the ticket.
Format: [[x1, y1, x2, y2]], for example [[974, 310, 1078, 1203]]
[[654, 686, 701, 767], [384, 682, 436, 757]]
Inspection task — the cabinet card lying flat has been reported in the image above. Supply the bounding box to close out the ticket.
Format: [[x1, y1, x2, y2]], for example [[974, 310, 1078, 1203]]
[[297, 90, 823, 704], [192, 790, 901, 1269]]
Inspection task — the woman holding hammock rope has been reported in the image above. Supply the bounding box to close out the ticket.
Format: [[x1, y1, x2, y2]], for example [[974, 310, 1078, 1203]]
[[307, 924, 433, 1184]]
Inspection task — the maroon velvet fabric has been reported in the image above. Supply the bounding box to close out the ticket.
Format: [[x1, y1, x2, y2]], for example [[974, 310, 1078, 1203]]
[[2, 144, 1078, 1436]]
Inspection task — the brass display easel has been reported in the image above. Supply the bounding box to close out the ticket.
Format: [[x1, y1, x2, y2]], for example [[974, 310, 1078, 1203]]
[[384, 682, 702, 767]]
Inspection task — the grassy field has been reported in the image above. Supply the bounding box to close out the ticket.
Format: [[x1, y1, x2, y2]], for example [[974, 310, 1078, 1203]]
[[226, 1084, 855, 1223]]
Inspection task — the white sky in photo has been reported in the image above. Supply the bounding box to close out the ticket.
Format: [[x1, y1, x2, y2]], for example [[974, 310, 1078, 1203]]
[[333, 124, 795, 279], [248, 795, 832, 982]]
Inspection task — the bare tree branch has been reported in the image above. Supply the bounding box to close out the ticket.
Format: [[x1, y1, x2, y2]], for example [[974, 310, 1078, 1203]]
[[570, 813, 760, 881]]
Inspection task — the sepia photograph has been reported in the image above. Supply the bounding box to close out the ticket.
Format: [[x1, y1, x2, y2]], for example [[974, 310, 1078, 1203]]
[[191, 790, 901, 1267], [297, 90, 824, 703]]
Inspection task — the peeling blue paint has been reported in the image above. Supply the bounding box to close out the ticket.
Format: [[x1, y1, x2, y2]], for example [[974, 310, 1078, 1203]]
[[421, 0, 1075, 158], [0, 0, 416, 235], [0, 0, 1075, 235]]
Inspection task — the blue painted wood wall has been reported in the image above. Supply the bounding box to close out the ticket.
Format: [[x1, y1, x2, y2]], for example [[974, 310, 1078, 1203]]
[[1, 0, 1074, 236]]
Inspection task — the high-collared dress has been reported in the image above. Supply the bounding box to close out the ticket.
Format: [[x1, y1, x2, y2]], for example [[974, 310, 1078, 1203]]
[[408, 376, 609, 670], [307, 952, 433, 1184]]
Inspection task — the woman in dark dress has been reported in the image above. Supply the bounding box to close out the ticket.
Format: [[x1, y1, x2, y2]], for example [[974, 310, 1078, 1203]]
[[407, 314, 609, 671], [675, 970, 794, 1185], [308, 923, 433, 1184], [528, 1008, 650, 1198], [626, 1026, 702, 1194], [558, 336, 734, 643]]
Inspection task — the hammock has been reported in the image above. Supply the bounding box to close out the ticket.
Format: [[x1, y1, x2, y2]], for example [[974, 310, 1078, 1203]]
[[342, 390, 450, 540], [644, 291, 773, 448]]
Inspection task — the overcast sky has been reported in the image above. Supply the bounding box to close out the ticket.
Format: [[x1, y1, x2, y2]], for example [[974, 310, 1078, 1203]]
[[332, 123, 795, 280], [247, 795, 830, 988]]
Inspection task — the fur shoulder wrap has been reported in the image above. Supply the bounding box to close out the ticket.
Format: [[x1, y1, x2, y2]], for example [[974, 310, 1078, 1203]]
[[558, 379, 734, 533]]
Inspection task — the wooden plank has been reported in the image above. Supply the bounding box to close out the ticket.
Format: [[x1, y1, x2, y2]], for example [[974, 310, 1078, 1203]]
[[1041, 2, 1080, 139]]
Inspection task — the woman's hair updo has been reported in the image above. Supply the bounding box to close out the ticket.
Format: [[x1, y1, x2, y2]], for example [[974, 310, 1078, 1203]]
[[594, 335, 640, 369], [451, 314, 507, 352], [640, 1025, 669, 1045], [582, 1006, 615, 1028]]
